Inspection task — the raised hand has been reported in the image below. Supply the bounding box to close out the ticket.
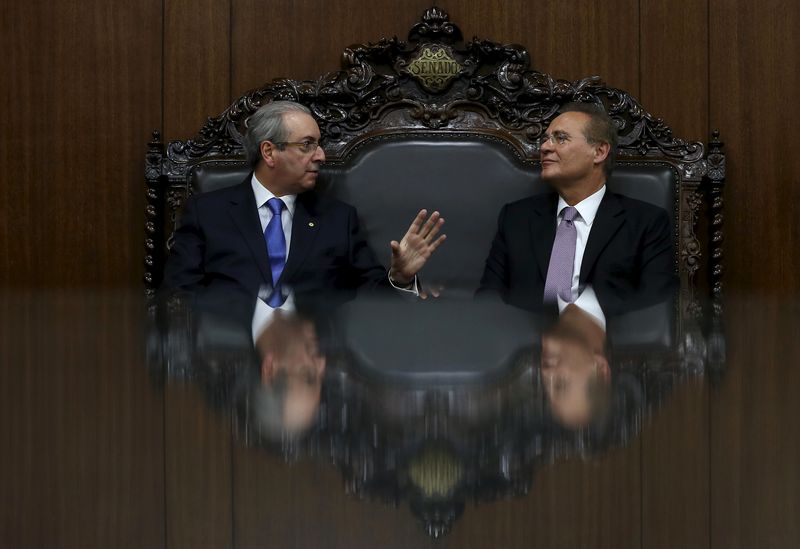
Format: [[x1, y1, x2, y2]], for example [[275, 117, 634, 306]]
[[389, 209, 446, 284]]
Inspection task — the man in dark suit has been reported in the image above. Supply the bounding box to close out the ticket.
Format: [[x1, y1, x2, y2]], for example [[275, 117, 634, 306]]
[[478, 103, 674, 313], [162, 101, 445, 300]]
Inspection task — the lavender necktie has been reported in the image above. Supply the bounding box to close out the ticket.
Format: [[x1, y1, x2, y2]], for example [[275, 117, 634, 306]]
[[264, 198, 286, 307], [543, 206, 578, 303]]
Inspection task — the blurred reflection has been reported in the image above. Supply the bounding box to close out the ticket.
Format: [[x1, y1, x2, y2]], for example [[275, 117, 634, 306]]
[[536, 289, 700, 459], [148, 284, 720, 538], [541, 302, 610, 429], [247, 306, 326, 437]]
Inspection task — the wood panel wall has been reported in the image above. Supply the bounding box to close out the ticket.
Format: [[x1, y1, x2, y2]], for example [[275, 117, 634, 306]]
[[0, 292, 165, 548], [0, 0, 162, 288]]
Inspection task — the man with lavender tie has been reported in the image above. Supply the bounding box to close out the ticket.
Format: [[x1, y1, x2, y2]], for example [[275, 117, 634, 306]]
[[478, 103, 675, 313]]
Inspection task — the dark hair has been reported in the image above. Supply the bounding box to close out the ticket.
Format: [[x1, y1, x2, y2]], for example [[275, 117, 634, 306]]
[[559, 102, 618, 178]]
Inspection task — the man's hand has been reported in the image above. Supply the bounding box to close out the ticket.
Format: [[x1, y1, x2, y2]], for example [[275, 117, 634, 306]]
[[418, 284, 443, 300], [389, 209, 446, 285]]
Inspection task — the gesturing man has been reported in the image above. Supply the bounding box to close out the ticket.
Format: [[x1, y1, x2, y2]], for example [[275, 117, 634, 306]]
[[162, 101, 445, 301], [478, 102, 674, 313]]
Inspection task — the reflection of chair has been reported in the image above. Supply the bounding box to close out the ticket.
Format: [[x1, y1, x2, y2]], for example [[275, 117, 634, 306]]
[[145, 7, 725, 319]]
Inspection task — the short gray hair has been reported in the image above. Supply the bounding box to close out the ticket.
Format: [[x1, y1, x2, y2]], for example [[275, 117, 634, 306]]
[[243, 101, 312, 168]]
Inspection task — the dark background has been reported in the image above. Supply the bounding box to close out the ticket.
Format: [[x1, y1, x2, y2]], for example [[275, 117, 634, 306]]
[[1, 2, 797, 548]]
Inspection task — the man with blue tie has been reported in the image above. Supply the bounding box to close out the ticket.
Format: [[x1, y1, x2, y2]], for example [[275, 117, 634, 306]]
[[162, 101, 445, 301], [478, 103, 675, 314]]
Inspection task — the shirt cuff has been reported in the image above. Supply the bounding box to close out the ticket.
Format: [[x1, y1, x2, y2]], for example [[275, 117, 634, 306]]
[[557, 286, 606, 330], [388, 273, 420, 296]]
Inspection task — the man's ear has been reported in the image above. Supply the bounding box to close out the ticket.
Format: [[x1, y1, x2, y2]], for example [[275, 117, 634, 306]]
[[261, 141, 277, 168], [594, 354, 611, 383], [593, 141, 610, 166], [261, 352, 276, 384]]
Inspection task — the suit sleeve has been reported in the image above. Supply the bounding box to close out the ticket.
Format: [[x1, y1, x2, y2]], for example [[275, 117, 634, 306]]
[[346, 206, 390, 290], [476, 204, 510, 298], [638, 206, 677, 296], [600, 205, 677, 313], [161, 195, 206, 291]]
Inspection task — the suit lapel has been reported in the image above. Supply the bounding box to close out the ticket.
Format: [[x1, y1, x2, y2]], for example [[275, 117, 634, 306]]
[[580, 192, 625, 283], [280, 194, 320, 284], [228, 179, 273, 285], [531, 194, 559, 281]]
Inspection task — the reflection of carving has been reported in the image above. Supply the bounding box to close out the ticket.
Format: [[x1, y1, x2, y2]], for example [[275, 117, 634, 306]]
[[149, 288, 725, 539], [411, 495, 463, 540], [408, 444, 463, 498], [406, 443, 465, 538]]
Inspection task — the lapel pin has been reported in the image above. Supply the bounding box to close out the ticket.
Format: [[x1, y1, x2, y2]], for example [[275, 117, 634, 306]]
[[308, 221, 315, 227]]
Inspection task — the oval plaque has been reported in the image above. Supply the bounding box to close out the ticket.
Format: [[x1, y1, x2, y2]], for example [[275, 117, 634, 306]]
[[403, 45, 462, 93]]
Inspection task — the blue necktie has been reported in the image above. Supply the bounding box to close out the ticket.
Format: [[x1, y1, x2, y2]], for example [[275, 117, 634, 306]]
[[264, 198, 286, 307]]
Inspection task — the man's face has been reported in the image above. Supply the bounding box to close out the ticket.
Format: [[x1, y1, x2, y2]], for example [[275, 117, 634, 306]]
[[257, 314, 326, 384], [541, 332, 609, 428], [539, 111, 603, 189], [258, 315, 326, 432], [268, 111, 326, 195]]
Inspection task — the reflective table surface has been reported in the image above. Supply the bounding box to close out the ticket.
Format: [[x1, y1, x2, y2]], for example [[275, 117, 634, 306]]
[[2, 289, 798, 548]]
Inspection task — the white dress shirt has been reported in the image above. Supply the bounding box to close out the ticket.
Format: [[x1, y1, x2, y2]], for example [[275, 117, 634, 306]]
[[554, 185, 606, 328], [252, 292, 296, 342], [251, 174, 297, 252]]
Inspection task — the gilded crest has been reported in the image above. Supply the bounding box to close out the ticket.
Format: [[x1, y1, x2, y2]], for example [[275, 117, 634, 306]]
[[403, 45, 462, 92]]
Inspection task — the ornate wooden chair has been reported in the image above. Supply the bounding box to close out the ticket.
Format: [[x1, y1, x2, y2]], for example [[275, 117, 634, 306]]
[[146, 10, 728, 535], [145, 6, 725, 324]]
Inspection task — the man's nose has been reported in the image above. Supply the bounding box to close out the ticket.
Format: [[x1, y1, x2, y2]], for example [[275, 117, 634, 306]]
[[540, 138, 554, 154], [313, 145, 326, 162]]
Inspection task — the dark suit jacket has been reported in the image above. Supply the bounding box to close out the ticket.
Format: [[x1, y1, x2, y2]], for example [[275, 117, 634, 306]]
[[161, 176, 387, 295], [477, 191, 676, 313]]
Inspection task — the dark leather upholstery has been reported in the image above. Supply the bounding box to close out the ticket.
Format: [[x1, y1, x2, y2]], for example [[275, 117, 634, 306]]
[[191, 160, 250, 194], [330, 292, 674, 386], [332, 296, 539, 385]]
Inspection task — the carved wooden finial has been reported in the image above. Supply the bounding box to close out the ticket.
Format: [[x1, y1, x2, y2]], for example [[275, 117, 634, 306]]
[[422, 6, 449, 24], [410, 6, 462, 43], [708, 130, 725, 158], [709, 129, 724, 149]]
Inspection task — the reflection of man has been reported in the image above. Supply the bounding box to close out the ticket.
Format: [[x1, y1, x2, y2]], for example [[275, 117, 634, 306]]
[[249, 309, 327, 435], [478, 102, 674, 313], [541, 303, 610, 428], [180, 285, 333, 441], [162, 101, 445, 299]]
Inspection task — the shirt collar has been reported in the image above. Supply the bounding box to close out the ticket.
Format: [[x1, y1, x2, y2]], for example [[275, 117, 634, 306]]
[[251, 173, 297, 217], [557, 185, 606, 226]]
